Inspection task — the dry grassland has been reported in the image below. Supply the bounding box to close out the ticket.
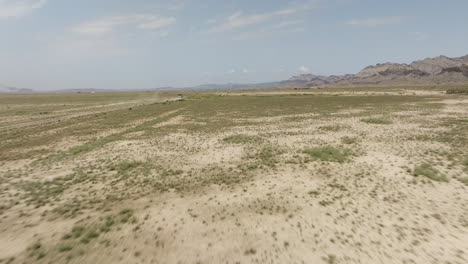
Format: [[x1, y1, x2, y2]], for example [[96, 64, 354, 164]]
[[0, 87, 467, 264]]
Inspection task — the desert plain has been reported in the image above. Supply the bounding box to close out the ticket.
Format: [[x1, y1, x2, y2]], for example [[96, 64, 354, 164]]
[[0, 86, 467, 264]]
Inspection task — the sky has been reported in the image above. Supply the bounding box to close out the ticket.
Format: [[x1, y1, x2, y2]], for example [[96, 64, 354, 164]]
[[0, 0, 467, 90]]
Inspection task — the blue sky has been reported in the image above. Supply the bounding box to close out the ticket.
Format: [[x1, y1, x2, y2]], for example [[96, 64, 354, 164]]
[[0, 0, 467, 90]]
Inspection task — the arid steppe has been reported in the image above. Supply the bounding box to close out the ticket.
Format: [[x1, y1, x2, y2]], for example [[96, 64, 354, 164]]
[[1, 86, 468, 264]]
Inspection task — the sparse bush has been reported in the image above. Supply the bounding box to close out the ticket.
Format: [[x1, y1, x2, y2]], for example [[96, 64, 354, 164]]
[[463, 159, 468, 170], [68, 134, 122, 156], [244, 248, 256, 255], [111, 161, 143, 172], [58, 244, 73, 252], [99, 215, 115, 233], [446, 87, 468, 94], [63, 225, 85, 239], [319, 125, 342, 132], [412, 164, 448, 182], [254, 145, 282, 167], [361, 118, 392, 124], [119, 208, 134, 223], [458, 177, 468, 186], [28, 241, 46, 260], [80, 228, 100, 244], [341, 136, 358, 144], [19, 174, 79, 208], [223, 134, 262, 144], [303, 146, 351, 162]]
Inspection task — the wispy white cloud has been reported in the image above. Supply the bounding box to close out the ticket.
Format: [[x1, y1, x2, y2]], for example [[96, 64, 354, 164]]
[[137, 17, 176, 29], [409, 31, 431, 41], [0, 0, 47, 19], [225, 68, 256, 74], [273, 19, 304, 29], [205, 4, 312, 34], [60, 13, 175, 59], [72, 14, 176, 35], [345, 17, 405, 27], [298, 65, 310, 73]]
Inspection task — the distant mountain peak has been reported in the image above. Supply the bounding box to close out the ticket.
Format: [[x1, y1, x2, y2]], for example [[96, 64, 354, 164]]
[[358, 63, 428, 78], [280, 53, 468, 88]]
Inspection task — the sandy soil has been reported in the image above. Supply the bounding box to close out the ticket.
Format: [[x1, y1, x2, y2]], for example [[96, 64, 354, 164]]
[[0, 91, 467, 264]]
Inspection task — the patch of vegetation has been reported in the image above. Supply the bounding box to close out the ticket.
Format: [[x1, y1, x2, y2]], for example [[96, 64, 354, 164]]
[[223, 134, 262, 144], [407, 134, 436, 141], [457, 177, 468, 186], [360, 118, 392, 124], [303, 146, 351, 163], [463, 159, 468, 171], [244, 248, 256, 255], [253, 145, 283, 167], [412, 164, 448, 182], [58, 244, 73, 252], [40, 109, 181, 162], [0, 92, 432, 162], [62, 225, 85, 239], [27, 241, 46, 260], [19, 170, 89, 208], [68, 134, 123, 155], [433, 118, 468, 171], [446, 87, 468, 94], [319, 125, 343, 132], [59, 209, 135, 252], [119, 208, 134, 223], [111, 161, 144, 173], [341, 136, 358, 144], [323, 254, 338, 264]]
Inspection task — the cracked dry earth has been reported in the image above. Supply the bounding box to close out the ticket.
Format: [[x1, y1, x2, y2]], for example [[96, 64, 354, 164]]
[[0, 90, 467, 264]]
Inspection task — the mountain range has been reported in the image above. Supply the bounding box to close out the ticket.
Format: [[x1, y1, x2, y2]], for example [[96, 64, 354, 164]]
[[281, 54, 468, 88], [0, 84, 34, 93], [1, 54, 468, 93]]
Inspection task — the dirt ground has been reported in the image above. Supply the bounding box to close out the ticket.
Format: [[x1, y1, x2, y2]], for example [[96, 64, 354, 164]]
[[0, 88, 467, 264]]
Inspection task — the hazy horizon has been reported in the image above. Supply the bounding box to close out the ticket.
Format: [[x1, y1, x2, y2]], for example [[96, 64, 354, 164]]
[[1, 0, 468, 90]]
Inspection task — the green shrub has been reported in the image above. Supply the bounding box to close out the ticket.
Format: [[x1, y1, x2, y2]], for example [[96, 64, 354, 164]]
[[63, 225, 85, 239], [446, 87, 468, 94], [412, 164, 448, 182], [28, 241, 46, 260], [256, 146, 282, 167], [119, 208, 134, 223], [111, 161, 143, 172], [319, 125, 342, 132], [458, 177, 468, 186], [341, 136, 358, 144], [303, 146, 351, 162], [223, 134, 262, 144], [361, 118, 392, 124], [58, 244, 73, 252]]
